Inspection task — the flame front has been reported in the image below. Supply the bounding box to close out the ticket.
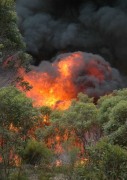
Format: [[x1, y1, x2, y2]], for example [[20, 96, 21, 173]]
[[19, 52, 83, 110], [19, 52, 113, 110]]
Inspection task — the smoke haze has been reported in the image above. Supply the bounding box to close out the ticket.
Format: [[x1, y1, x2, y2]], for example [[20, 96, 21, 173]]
[[16, 0, 127, 74]]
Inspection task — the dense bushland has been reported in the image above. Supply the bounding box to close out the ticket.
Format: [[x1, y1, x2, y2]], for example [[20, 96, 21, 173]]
[[0, 86, 127, 179], [0, 0, 127, 179]]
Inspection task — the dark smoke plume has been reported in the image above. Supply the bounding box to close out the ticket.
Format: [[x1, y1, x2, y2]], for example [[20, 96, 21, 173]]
[[53, 52, 125, 97], [16, 0, 127, 74], [27, 52, 125, 99]]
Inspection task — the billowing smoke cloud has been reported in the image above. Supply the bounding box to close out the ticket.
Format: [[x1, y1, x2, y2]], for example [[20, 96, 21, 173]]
[[16, 0, 127, 74], [21, 52, 125, 109], [50, 52, 125, 97]]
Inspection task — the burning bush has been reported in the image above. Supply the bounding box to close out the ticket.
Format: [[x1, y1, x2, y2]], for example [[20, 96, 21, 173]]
[[18, 52, 124, 110], [0, 86, 38, 179]]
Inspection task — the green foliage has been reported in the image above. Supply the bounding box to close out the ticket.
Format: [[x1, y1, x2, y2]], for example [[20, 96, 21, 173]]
[[104, 101, 127, 146], [49, 110, 65, 132], [0, 86, 38, 179], [0, 0, 24, 50], [0, 43, 4, 49], [85, 140, 127, 180], [75, 164, 100, 180], [36, 109, 64, 142], [62, 97, 99, 146], [98, 96, 121, 124], [2, 1, 127, 179], [0, 0, 14, 7], [61, 145, 80, 180], [110, 100, 127, 125], [98, 89, 127, 147], [38, 168, 56, 180], [0, 0, 31, 70], [0, 85, 127, 179], [40, 106, 52, 122], [17, 52, 32, 70], [39, 174, 53, 180], [77, 93, 94, 103], [113, 88, 127, 97], [66, 101, 98, 130], [23, 139, 53, 166], [0, 86, 37, 133], [40, 106, 52, 116], [9, 172, 28, 180]]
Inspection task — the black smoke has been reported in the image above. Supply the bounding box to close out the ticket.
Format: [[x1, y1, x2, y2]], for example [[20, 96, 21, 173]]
[[24, 51, 125, 100], [16, 0, 127, 74]]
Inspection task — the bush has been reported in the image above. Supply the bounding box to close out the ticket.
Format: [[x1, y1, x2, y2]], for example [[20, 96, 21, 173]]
[[98, 89, 127, 147], [85, 140, 127, 180], [9, 172, 28, 180], [0, 0, 24, 49], [23, 140, 53, 166]]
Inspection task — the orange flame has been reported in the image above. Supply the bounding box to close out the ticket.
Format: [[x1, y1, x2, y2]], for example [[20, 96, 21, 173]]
[[18, 52, 110, 110], [15, 52, 113, 166]]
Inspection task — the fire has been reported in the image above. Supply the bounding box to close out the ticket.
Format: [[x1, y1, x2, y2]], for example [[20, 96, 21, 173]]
[[18, 52, 112, 110], [12, 51, 120, 167], [1, 52, 115, 168], [9, 123, 19, 133], [16, 51, 115, 165], [56, 160, 62, 167]]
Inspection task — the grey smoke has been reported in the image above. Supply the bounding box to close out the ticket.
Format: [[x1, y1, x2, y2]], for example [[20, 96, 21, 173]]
[[16, 0, 127, 74], [29, 52, 125, 98]]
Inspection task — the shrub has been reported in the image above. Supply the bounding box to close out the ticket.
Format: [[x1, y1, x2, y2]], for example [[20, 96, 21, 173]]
[[23, 140, 53, 166]]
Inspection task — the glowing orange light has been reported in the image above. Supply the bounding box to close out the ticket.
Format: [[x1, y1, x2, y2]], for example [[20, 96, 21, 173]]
[[56, 160, 62, 167], [16, 52, 113, 110], [9, 123, 19, 133]]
